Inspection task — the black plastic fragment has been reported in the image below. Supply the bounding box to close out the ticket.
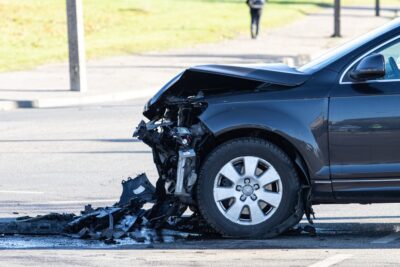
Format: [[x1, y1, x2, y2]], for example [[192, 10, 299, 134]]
[[0, 174, 215, 244], [118, 173, 156, 206], [303, 224, 317, 237], [0, 213, 74, 235]]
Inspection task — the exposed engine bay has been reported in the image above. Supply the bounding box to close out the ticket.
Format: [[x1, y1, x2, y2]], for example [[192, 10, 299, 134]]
[[134, 96, 210, 205]]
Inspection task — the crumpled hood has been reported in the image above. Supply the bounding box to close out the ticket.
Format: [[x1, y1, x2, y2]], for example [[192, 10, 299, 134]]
[[144, 63, 310, 119], [190, 64, 309, 86]]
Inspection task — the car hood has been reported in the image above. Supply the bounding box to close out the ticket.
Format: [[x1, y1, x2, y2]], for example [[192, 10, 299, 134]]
[[144, 63, 311, 119], [190, 64, 309, 86]]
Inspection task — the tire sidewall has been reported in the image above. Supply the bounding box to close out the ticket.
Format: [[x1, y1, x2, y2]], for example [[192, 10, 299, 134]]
[[197, 138, 299, 238]]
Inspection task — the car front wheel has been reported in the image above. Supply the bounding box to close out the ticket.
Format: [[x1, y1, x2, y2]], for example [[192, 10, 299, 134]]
[[196, 137, 302, 238]]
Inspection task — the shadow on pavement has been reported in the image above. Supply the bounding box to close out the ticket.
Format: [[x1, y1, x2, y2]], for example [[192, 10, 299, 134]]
[[0, 138, 140, 143], [1, 221, 400, 250]]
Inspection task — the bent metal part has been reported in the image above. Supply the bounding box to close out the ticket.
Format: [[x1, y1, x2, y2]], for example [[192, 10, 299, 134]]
[[0, 174, 218, 243]]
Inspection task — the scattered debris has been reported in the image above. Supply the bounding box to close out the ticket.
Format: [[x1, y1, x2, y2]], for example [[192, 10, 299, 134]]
[[303, 225, 317, 237], [0, 174, 218, 244], [0, 213, 74, 235]]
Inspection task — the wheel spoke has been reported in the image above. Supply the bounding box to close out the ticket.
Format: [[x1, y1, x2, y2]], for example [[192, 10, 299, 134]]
[[244, 157, 259, 177], [214, 187, 236, 201], [225, 201, 243, 221], [258, 190, 282, 207], [249, 203, 265, 223], [258, 167, 280, 187], [213, 155, 283, 226], [219, 162, 241, 183]]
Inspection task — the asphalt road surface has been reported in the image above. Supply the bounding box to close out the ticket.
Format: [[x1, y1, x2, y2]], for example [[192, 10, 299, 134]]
[[1, 100, 400, 266]]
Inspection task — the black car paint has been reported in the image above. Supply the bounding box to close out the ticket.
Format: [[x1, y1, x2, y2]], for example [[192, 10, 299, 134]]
[[142, 20, 400, 205], [190, 64, 310, 86]]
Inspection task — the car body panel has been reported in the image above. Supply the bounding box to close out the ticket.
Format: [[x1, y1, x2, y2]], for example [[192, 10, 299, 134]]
[[330, 76, 400, 201], [199, 96, 330, 181], [144, 64, 311, 119], [329, 93, 400, 179], [190, 64, 310, 86]]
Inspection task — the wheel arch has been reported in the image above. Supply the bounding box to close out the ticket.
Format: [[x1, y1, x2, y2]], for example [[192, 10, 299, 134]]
[[197, 98, 329, 181], [202, 127, 311, 187]]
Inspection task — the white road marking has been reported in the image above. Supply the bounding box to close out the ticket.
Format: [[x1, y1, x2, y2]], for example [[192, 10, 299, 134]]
[[308, 254, 353, 267], [35, 199, 117, 205], [0, 198, 117, 205], [371, 232, 400, 244], [0, 190, 44, 195]]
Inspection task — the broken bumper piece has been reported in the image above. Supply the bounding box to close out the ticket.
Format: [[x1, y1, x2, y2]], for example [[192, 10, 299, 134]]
[[0, 174, 218, 244]]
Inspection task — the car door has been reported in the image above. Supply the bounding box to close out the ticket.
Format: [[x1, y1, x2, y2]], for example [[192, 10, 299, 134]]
[[329, 37, 400, 201]]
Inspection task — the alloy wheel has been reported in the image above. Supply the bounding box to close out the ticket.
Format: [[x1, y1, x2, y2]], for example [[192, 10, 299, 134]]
[[213, 156, 283, 225]]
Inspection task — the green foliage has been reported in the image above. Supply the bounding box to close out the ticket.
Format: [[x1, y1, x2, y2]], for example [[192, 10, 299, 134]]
[[0, 0, 398, 71]]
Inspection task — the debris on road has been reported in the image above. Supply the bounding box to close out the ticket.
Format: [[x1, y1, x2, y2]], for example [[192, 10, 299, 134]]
[[0, 174, 218, 244], [0, 213, 74, 235]]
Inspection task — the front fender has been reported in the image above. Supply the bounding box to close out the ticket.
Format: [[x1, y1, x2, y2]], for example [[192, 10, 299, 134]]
[[198, 98, 329, 180]]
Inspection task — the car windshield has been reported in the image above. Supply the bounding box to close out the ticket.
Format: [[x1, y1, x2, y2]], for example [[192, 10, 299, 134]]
[[298, 18, 400, 73]]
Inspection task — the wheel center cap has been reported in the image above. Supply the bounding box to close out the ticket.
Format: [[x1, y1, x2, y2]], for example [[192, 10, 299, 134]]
[[242, 185, 254, 196]]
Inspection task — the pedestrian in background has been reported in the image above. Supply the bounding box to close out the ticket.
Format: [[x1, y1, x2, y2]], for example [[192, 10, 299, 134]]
[[246, 0, 265, 39]]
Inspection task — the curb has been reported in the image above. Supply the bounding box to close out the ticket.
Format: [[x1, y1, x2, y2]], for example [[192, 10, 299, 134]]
[[0, 101, 18, 111], [0, 89, 156, 111]]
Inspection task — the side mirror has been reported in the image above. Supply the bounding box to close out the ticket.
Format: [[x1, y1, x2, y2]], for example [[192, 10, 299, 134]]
[[350, 54, 385, 81]]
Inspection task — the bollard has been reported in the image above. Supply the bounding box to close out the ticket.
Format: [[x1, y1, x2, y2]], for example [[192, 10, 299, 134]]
[[66, 0, 87, 92], [375, 0, 381, 17], [332, 0, 341, 37]]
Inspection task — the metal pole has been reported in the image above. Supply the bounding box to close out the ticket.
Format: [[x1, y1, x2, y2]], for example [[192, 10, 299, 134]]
[[332, 0, 341, 37], [375, 0, 380, 17], [66, 0, 87, 92]]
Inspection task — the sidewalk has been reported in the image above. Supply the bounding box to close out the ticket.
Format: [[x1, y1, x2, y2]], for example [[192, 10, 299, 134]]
[[0, 7, 395, 111]]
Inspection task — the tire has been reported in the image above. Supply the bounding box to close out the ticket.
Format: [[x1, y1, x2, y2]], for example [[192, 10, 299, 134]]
[[196, 137, 302, 238]]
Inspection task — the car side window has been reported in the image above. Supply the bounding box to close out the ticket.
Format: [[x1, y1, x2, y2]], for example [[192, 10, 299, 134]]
[[344, 38, 400, 82], [377, 40, 400, 80]]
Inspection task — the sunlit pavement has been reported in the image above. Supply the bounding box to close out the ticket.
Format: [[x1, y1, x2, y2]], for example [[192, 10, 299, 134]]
[[1, 100, 400, 266]]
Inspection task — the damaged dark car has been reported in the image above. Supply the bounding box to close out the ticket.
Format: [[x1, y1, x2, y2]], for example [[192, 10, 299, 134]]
[[134, 19, 400, 238]]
